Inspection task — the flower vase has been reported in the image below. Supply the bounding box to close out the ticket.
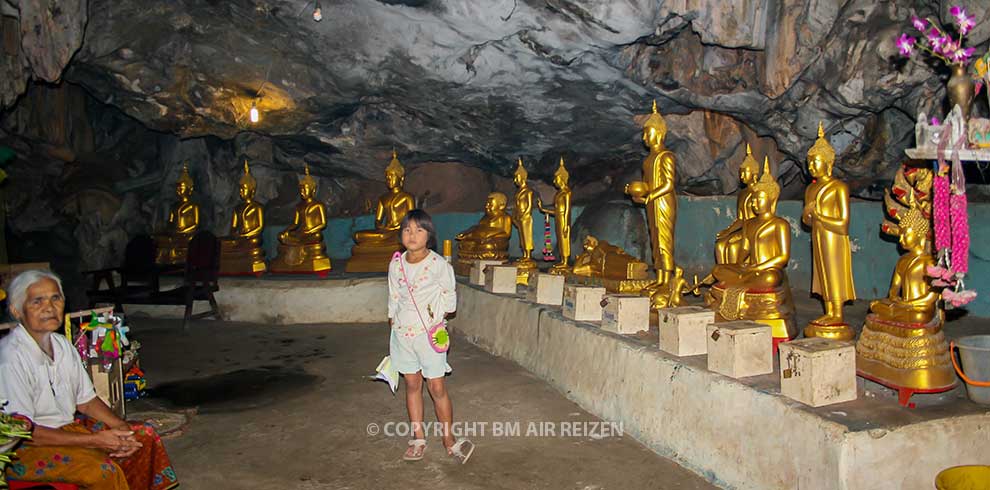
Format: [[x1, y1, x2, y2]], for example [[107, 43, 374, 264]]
[[947, 64, 975, 121]]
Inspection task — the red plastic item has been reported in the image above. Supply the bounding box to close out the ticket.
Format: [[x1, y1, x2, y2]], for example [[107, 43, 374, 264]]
[[8, 482, 80, 490]]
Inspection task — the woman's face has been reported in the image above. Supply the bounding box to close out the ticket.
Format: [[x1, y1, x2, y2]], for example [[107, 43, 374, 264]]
[[401, 220, 430, 253], [15, 278, 65, 335]]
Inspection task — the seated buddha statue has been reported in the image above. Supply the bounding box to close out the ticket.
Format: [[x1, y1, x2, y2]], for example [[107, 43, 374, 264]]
[[453, 192, 512, 275], [155, 163, 200, 265], [346, 151, 416, 272], [715, 144, 760, 265], [220, 161, 267, 275], [571, 235, 649, 281], [701, 157, 797, 345], [270, 165, 331, 275]]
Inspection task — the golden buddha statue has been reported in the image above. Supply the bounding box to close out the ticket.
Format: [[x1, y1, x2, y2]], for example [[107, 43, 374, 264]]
[[220, 161, 267, 275], [571, 235, 649, 279], [651, 266, 691, 309], [856, 165, 956, 402], [512, 158, 538, 283], [346, 151, 416, 272], [699, 157, 798, 345], [270, 165, 331, 275], [715, 144, 761, 265], [802, 122, 855, 340], [453, 192, 512, 276], [626, 100, 677, 293], [537, 157, 573, 274], [155, 163, 200, 265]]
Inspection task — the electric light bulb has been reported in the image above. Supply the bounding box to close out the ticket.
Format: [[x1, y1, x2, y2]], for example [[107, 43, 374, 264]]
[[249, 102, 259, 123], [313, 2, 322, 21]]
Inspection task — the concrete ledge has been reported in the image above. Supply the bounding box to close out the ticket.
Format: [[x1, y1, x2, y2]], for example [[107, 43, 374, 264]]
[[451, 281, 990, 490], [124, 276, 387, 324]]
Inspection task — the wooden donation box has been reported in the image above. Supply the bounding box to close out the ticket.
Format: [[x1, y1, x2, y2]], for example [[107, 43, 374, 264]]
[[600, 294, 650, 334], [484, 265, 518, 294], [706, 321, 772, 378], [471, 260, 504, 286], [659, 306, 715, 357], [526, 273, 565, 305], [89, 358, 126, 418], [779, 338, 857, 407], [562, 285, 606, 322]]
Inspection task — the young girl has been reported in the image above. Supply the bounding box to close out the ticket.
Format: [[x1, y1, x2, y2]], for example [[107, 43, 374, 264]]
[[387, 209, 475, 464]]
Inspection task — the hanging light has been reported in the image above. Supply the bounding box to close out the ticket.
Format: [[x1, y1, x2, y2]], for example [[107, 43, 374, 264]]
[[313, 1, 323, 21], [249, 100, 259, 123]]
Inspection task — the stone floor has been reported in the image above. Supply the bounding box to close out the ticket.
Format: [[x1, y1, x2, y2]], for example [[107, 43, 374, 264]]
[[129, 318, 717, 490]]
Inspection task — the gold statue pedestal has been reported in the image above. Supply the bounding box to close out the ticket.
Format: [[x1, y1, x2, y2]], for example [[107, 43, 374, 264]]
[[568, 273, 654, 295], [454, 240, 510, 277], [513, 257, 538, 285], [856, 312, 956, 407], [271, 242, 331, 277], [706, 280, 797, 351], [219, 239, 267, 276], [155, 235, 193, 265], [804, 321, 855, 342], [346, 243, 399, 273]]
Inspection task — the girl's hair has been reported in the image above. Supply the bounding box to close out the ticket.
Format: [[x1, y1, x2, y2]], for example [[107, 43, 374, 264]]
[[400, 209, 437, 250]]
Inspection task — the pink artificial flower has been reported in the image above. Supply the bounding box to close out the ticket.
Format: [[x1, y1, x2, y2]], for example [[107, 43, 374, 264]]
[[897, 34, 916, 56], [931, 116, 941, 126], [928, 29, 947, 50], [959, 14, 976, 35], [941, 39, 959, 56], [951, 46, 975, 63], [927, 265, 946, 277], [933, 278, 955, 288], [912, 16, 927, 31]]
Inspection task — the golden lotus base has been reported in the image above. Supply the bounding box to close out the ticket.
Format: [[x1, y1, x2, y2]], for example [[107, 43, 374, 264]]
[[454, 251, 509, 276], [856, 313, 957, 400], [219, 241, 267, 276], [154, 234, 193, 265], [345, 243, 400, 273], [566, 273, 653, 294], [706, 282, 798, 340], [271, 243, 331, 274]]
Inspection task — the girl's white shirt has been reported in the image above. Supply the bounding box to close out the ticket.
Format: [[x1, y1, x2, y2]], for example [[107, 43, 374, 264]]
[[388, 249, 457, 339]]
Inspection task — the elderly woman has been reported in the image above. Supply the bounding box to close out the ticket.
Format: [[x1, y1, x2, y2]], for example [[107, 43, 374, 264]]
[[0, 270, 178, 489]]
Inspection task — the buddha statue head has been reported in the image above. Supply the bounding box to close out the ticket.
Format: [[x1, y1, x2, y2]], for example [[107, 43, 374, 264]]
[[514, 158, 528, 187], [239, 160, 257, 201], [738, 144, 760, 186], [582, 235, 599, 252], [299, 164, 317, 200], [176, 163, 194, 199], [751, 156, 781, 213], [642, 99, 668, 149], [807, 122, 836, 179], [385, 150, 405, 190], [485, 192, 508, 216], [553, 156, 569, 189]]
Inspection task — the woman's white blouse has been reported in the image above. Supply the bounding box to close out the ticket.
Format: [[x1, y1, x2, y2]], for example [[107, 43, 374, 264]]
[[0, 325, 97, 428]]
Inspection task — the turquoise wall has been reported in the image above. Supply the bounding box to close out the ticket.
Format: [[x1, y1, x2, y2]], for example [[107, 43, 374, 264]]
[[260, 197, 990, 317]]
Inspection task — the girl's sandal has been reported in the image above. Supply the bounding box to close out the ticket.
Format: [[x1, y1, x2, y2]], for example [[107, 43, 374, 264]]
[[446, 439, 475, 464], [403, 439, 427, 461]]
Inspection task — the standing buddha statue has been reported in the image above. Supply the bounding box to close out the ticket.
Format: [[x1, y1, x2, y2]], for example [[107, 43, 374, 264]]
[[346, 151, 416, 272], [220, 160, 267, 275], [155, 163, 200, 265], [270, 165, 331, 275], [715, 144, 761, 265], [802, 122, 856, 340], [856, 165, 955, 401], [453, 192, 512, 276], [625, 100, 677, 300], [512, 158, 538, 283], [537, 157, 573, 274]]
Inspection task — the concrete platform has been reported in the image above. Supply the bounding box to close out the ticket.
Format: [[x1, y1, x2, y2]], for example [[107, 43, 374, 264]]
[[449, 281, 990, 490]]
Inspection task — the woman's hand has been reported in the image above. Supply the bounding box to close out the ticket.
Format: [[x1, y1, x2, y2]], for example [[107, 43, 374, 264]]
[[90, 429, 143, 458]]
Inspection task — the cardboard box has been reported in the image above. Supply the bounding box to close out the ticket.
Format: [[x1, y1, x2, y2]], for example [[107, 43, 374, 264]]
[[601, 294, 650, 334], [526, 273, 565, 305], [470, 260, 504, 286], [659, 306, 715, 356], [779, 338, 857, 407], [706, 321, 772, 378], [484, 264, 518, 294], [562, 285, 606, 322]]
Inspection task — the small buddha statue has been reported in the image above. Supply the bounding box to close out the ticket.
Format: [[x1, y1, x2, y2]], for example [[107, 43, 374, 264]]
[[512, 158, 538, 280], [650, 266, 691, 309], [220, 161, 267, 275], [699, 157, 798, 344], [346, 150, 416, 272], [453, 192, 512, 275], [571, 235, 649, 281], [802, 122, 855, 341], [626, 100, 677, 291], [715, 144, 760, 265], [537, 157, 573, 274], [155, 163, 200, 265], [856, 164, 956, 400], [270, 165, 331, 275]]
